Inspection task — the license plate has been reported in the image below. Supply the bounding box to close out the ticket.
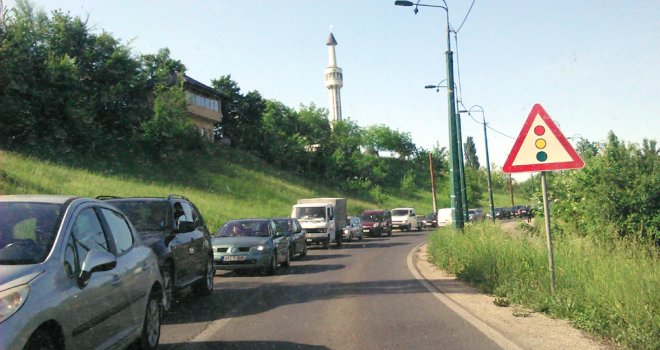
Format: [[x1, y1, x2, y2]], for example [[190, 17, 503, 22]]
[[223, 256, 245, 262]]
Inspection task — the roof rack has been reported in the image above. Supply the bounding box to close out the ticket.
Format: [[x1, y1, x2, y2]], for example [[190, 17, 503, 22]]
[[96, 195, 122, 200]]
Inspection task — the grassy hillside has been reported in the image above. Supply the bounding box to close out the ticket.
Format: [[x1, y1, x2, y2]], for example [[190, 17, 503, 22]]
[[0, 148, 432, 231]]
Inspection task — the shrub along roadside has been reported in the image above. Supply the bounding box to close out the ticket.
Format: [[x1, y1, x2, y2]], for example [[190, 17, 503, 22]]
[[427, 223, 659, 349]]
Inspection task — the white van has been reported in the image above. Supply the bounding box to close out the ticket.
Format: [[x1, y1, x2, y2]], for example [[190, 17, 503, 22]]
[[437, 208, 453, 227]]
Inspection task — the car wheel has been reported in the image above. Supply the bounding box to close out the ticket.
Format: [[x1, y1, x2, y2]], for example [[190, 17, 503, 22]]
[[25, 328, 57, 350], [323, 235, 330, 249], [300, 243, 307, 257], [290, 244, 295, 260], [138, 289, 161, 350], [266, 253, 277, 275], [358, 233, 363, 241], [281, 248, 291, 267], [193, 258, 214, 296], [161, 265, 173, 312]]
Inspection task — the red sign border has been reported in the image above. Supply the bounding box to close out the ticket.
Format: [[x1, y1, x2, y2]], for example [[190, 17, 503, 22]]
[[503, 104, 584, 173]]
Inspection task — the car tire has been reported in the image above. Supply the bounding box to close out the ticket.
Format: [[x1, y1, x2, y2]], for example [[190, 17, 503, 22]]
[[323, 235, 330, 249], [192, 258, 214, 296], [25, 328, 57, 350], [300, 243, 307, 257], [160, 265, 174, 312], [138, 289, 161, 350], [281, 248, 291, 267], [266, 253, 277, 275]]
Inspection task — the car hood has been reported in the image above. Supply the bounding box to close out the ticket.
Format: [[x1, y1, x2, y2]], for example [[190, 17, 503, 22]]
[[0, 264, 44, 292], [212, 236, 271, 247]]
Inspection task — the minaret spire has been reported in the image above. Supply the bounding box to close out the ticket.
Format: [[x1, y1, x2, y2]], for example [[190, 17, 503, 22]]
[[324, 31, 343, 125]]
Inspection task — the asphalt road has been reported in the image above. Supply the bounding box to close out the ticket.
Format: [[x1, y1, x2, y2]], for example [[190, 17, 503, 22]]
[[159, 230, 503, 350]]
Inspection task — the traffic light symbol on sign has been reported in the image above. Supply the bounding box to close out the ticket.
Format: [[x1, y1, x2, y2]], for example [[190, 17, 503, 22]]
[[534, 126, 548, 162], [503, 104, 584, 173]]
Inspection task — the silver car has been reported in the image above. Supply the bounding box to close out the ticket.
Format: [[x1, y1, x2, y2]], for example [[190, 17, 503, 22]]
[[0, 195, 163, 350], [213, 219, 290, 275]]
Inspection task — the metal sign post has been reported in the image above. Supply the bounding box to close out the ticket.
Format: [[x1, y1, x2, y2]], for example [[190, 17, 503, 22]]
[[540, 171, 555, 293]]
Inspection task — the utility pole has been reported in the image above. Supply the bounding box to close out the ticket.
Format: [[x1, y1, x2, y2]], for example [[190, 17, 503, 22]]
[[508, 174, 514, 206], [429, 152, 438, 214]]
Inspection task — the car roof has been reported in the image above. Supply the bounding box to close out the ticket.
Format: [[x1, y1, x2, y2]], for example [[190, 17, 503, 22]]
[[0, 194, 77, 204], [363, 209, 387, 214]]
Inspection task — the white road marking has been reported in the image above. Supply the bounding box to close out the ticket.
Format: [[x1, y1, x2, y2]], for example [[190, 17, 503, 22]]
[[406, 241, 524, 350]]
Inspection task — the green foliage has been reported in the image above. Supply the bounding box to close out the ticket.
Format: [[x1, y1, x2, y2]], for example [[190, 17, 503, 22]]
[[140, 80, 204, 160], [464, 136, 480, 169], [549, 132, 659, 242], [428, 224, 659, 349], [399, 170, 416, 195], [369, 185, 387, 205]]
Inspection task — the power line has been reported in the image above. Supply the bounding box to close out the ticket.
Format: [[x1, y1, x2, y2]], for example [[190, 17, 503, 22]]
[[457, 100, 517, 140], [456, 0, 476, 33]]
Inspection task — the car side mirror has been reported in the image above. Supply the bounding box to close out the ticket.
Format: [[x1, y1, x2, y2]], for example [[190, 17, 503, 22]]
[[176, 221, 196, 233], [78, 250, 117, 288], [296, 228, 302, 233]]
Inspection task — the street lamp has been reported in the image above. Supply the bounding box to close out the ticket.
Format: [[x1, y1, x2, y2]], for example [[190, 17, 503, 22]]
[[426, 82, 469, 220], [398, 0, 465, 229], [459, 105, 495, 223]]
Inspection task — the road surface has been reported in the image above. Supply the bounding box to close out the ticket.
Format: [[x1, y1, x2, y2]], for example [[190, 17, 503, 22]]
[[159, 230, 502, 350]]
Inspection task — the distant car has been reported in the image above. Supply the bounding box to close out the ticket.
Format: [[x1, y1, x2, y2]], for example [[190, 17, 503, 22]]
[[517, 205, 532, 219], [0, 195, 163, 350], [361, 209, 392, 237], [273, 217, 307, 259], [493, 207, 512, 220], [510, 205, 523, 217], [422, 212, 438, 228], [343, 216, 363, 242], [101, 194, 214, 312], [213, 219, 290, 275], [468, 209, 485, 222]]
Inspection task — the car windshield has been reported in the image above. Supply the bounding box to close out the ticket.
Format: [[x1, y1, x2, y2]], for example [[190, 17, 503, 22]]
[[0, 202, 63, 265], [392, 210, 409, 216], [427, 213, 436, 219], [274, 218, 293, 233], [216, 220, 271, 237], [361, 213, 382, 221], [294, 207, 326, 221], [108, 200, 170, 232]]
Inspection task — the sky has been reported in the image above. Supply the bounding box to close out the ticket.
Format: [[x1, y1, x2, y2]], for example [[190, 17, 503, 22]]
[[5, 0, 660, 181]]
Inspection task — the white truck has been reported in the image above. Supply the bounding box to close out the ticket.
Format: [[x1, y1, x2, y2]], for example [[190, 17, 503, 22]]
[[291, 198, 347, 248], [391, 207, 422, 231]]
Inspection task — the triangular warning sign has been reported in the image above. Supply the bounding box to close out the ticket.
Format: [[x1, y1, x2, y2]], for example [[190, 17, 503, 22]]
[[503, 104, 584, 173]]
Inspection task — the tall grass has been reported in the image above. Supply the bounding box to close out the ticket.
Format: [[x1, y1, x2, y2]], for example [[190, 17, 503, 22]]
[[428, 223, 659, 349]]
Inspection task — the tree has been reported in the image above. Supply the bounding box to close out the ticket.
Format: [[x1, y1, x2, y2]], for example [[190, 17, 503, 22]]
[[464, 136, 480, 169], [211, 75, 265, 151], [361, 125, 415, 158]]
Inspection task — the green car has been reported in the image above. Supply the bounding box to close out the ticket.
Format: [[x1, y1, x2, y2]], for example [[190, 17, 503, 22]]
[[213, 219, 290, 275]]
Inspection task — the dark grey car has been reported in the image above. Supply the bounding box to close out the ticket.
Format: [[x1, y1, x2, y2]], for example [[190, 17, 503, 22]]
[[0, 195, 163, 350], [274, 217, 307, 259], [101, 195, 214, 311]]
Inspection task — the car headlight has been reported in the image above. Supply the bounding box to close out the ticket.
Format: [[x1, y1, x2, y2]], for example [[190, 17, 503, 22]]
[[0, 284, 30, 323], [344, 229, 349, 234], [250, 245, 266, 252], [373, 223, 380, 228]]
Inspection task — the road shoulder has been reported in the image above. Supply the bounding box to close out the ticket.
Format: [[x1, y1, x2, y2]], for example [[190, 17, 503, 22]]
[[411, 242, 614, 350]]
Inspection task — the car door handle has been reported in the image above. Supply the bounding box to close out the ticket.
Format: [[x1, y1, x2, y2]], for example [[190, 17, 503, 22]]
[[111, 274, 122, 286]]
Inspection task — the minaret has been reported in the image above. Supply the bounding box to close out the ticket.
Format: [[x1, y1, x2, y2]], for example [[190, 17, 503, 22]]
[[324, 32, 343, 124]]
